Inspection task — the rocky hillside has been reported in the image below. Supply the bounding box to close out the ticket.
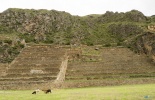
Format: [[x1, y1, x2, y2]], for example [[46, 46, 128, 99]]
[[129, 32, 155, 61], [0, 8, 155, 63]]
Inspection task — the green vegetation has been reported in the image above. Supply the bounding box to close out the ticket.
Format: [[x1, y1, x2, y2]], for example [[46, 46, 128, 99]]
[[0, 84, 155, 100], [0, 8, 149, 45], [0, 39, 24, 63], [82, 47, 100, 56], [0, 8, 155, 63]]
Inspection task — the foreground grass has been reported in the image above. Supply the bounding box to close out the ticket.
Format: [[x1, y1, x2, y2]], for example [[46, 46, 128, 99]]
[[0, 84, 155, 100]]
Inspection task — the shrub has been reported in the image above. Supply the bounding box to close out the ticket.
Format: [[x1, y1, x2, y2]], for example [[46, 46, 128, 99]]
[[117, 42, 122, 46], [104, 43, 111, 47], [19, 44, 25, 48], [4, 40, 12, 44], [18, 33, 35, 43]]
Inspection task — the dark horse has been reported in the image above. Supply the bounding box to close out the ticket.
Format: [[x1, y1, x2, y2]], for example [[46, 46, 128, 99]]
[[42, 89, 52, 94], [32, 91, 36, 94]]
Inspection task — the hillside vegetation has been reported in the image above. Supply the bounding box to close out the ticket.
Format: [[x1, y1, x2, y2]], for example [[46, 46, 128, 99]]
[[0, 8, 155, 63]]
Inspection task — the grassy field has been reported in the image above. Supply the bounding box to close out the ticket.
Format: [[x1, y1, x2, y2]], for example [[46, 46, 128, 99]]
[[0, 84, 155, 100]]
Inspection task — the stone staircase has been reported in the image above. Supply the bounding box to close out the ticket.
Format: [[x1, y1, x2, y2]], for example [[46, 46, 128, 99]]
[[0, 45, 66, 90], [64, 47, 155, 88]]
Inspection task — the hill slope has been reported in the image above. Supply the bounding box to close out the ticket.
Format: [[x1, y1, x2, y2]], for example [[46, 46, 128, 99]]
[[63, 47, 155, 88], [0, 8, 155, 63]]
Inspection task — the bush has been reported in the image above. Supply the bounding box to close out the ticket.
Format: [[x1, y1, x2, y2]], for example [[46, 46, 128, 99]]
[[86, 42, 94, 46], [4, 40, 12, 44], [18, 34, 35, 43], [117, 42, 122, 46], [19, 44, 25, 48], [43, 39, 54, 44], [104, 43, 111, 47]]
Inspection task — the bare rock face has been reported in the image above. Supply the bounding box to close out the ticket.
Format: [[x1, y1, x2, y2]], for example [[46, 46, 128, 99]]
[[131, 32, 155, 62]]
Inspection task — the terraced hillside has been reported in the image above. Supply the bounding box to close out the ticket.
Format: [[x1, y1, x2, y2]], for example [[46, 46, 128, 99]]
[[64, 47, 155, 88], [0, 64, 8, 76], [0, 45, 155, 89], [0, 45, 66, 90]]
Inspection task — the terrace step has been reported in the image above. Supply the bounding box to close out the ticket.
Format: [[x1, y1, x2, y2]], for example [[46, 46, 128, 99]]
[[65, 73, 155, 80], [63, 77, 155, 88], [4, 72, 59, 78], [0, 81, 52, 90], [7, 68, 60, 74], [0, 76, 57, 81], [10, 63, 60, 68]]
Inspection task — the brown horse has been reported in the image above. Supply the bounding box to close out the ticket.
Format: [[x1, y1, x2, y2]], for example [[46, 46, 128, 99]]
[[42, 89, 52, 94]]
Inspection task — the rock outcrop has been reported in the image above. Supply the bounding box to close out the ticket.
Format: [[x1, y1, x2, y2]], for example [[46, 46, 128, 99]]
[[130, 32, 155, 62]]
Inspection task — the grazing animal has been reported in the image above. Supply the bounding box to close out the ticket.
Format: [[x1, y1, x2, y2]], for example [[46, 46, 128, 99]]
[[32, 91, 36, 94], [32, 89, 40, 94], [42, 89, 52, 94]]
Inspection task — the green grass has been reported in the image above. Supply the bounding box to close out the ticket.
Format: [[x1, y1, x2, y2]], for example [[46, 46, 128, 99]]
[[0, 84, 155, 100], [82, 47, 101, 56]]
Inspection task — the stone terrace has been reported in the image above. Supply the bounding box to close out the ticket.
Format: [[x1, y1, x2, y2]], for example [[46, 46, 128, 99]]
[[0, 45, 66, 90], [0, 45, 155, 89], [64, 47, 155, 88]]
